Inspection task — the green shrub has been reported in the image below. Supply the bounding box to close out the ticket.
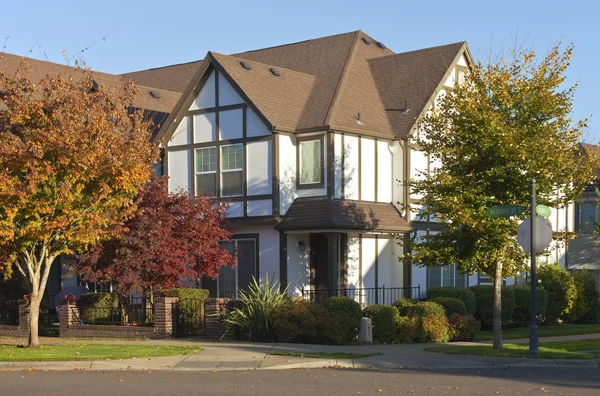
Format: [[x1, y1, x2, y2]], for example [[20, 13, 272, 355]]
[[224, 275, 288, 341], [448, 313, 481, 341], [406, 301, 446, 318], [568, 270, 600, 324], [362, 305, 399, 343], [79, 293, 119, 324], [469, 285, 515, 329], [159, 288, 209, 300], [269, 300, 327, 343], [421, 316, 451, 342], [321, 297, 362, 345], [537, 264, 576, 323], [392, 298, 417, 316], [427, 287, 476, 315], [395, 316, 419, 343], [511, 286, 548, 327], [430, 297, 466, 317]]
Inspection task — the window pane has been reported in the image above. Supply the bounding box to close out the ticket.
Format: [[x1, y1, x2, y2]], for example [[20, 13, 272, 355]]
[[237, 240, 256, 293], [442, 266, 454, 287], [221, 144, 243, 171], [300, 140, 321, 184], [218, 241, 236, 298], [429, 267, 442, 289], [222, 171, 243, 196], [196, 174, 216, 196], [195, 147, 216, 173]]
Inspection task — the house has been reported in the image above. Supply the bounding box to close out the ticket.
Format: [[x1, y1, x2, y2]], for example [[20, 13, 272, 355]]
[[0, 31, 589, 305]]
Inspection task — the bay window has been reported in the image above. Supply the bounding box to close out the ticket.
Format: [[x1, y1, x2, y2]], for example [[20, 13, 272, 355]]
[[297, 136, 324, 188]]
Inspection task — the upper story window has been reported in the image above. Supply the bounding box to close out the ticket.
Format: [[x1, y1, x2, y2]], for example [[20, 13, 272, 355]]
[[221, 144, 243, 197], [298, 136, 324, 188], [195, 147, 217, 196], [575, 201, 598, 234]]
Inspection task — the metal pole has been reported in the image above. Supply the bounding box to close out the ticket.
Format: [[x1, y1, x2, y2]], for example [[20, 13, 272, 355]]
[[530, 179, 539, 356]]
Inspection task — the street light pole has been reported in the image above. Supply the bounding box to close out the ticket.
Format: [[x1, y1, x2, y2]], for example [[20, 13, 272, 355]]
[[530, 179, 539, 357]]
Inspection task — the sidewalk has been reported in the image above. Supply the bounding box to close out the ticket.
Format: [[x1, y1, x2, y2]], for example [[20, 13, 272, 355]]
[[1, 334, 599, 372]]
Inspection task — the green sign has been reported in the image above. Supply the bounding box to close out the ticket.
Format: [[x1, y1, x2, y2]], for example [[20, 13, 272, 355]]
[[486, 205, 527, 218], [536, 204, 551, 218]]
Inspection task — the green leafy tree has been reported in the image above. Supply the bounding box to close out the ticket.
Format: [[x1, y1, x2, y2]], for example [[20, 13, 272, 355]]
[[405, 43, 597, 348]]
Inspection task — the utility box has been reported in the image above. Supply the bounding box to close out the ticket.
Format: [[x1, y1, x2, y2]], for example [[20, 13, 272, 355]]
[[359, 317, 373, 343]]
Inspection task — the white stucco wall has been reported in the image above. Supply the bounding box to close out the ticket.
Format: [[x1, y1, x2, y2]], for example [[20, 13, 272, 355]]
[[344, 135, 360, 200], [167, 149, 192, 194], [286, 233, 311, 296], [377, 140, 393, 203], [246, 140, 272, 196]]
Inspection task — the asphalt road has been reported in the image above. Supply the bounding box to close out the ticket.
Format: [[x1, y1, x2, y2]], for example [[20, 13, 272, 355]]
[[0, 367, 598, 395]]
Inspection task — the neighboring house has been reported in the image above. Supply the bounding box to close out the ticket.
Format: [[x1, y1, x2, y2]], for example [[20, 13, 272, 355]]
[[0, 31, 591, 305]]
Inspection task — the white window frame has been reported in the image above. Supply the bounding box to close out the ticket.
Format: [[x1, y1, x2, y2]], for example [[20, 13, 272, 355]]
[[298, 139, 322, 186], [220, 143, 244, 197], [195, 146, 217, 197]]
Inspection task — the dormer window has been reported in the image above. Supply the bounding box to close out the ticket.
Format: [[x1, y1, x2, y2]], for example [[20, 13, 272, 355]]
[[297, 135, 324, 189]]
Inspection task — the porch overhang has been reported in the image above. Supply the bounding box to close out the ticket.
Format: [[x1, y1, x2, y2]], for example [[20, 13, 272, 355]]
[[277, 197, 412, 233]]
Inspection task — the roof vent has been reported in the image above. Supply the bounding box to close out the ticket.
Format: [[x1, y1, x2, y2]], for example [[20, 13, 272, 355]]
[[90, 79, 99, 93], [240, 61, 252, 70], [150, 90, 161, 99], [269, 67, 281, 76], [375, 41, 386, 49], [361, 37, 371, 45]]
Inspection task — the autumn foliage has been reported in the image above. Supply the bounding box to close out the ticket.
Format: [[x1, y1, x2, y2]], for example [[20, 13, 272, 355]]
[[0, 63, 158, 346], [77, 177, 235, 296]]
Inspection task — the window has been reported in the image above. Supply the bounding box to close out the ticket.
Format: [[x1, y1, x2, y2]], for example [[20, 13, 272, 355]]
[[202, 238, 257, 299], [195, 147, 216, 196], [575, 201, 598, 234], [428, 264, 467, 289], [298, 137, 323, 187], [221, 144, 243, 196]]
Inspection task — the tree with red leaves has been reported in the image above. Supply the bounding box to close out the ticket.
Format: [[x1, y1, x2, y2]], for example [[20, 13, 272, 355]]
[[77, 177, 234, 296]]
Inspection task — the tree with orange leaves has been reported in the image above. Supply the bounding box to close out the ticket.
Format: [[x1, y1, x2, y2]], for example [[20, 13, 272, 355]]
[[0, 64, 158, 346]]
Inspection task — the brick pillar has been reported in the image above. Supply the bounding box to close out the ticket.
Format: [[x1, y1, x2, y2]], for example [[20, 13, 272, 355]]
[[59, 300, 77, 337], [204, 298, 232, 339], [18, 300, 29, 337], [154, 296, 178, 338]]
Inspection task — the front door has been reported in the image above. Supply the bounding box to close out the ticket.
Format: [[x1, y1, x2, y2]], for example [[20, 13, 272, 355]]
[[310, 233, 329, 292]]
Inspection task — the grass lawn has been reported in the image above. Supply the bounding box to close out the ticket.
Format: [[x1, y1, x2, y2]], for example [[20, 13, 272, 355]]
[[0, 344, 201, 362], [476, 323, 600, 341], [426, 338, 600, 360], [270, 352, 380, 359]]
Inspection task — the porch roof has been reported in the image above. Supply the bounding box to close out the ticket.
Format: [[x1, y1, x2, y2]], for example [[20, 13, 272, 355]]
[[278, 197, 411, 233]]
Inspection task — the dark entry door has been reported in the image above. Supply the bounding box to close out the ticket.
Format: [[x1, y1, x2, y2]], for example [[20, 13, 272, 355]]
[[310, 233, 329, 291]]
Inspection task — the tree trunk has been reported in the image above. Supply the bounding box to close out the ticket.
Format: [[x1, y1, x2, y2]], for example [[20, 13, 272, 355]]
[[492, 260, 503, 349], [28, 294, 41, 347]]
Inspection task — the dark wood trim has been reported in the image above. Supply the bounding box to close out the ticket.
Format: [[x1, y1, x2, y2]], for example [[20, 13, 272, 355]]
[[216, 194, 272, 203], [374, 138, 379, 202], [273, 133, 280, 216], [358, 234, 363, 306], [279, 231, 288, 289], [165, 135, 270, 152], [565, 203, 569, 269], [187, 103, 247, 116], [402, 233, 412, 291], [358, 136, 362, 200], [296, 134, 326, 190], [340, 233, 348, 289], [374, 235, 379, 303], [340, 133, 345, 199], [404, 139, 411, 220], [327, 132, 334, 197]]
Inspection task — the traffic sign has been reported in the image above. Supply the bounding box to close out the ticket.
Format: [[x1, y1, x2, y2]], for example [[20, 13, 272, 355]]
[[485, 205, 526, 218], [535, 205, 551, 218], [517, 216, 553, 254]]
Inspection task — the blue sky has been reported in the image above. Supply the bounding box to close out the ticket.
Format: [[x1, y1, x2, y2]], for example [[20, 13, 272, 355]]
[[3, 0, 598, 141]]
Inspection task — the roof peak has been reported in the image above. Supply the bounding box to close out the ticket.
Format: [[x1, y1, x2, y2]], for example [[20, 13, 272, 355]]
[[234, 30, 362, 55]]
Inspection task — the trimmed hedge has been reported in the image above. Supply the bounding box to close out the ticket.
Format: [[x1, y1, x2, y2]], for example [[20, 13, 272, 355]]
[[159, 288, 209, 300], [538, 264, 576, 323], [269, 300, 327, 343], [422, 316, 451, 342], [470, 285, 515, 329], [395, 316, 420, 343], [448, 313, 480, 341], [79, 293, 119, 324], [427, 287, 476, 315], [363, 305, 399, 343], [321, 297, 362, 345], [511, 286, 548, 327], [406, 301, 446, 318], [430, 297, 467, 317], [392, 298, 417, 316]]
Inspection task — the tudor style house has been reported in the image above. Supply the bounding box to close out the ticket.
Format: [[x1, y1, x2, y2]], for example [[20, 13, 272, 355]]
[[1, 31, 590, 305]]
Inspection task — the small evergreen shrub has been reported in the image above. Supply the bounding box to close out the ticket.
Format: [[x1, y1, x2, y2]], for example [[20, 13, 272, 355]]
[[362, 305, 399, 343], [448, 313, 481, 341], [569, 270, 600, 324], [392, 298, 417, 316], [427, 287, 476, 315], [537, 264, 576, 323], [511, 286, 548, 327], [321, 297, 362, 345], [421, 316, 451, 342], [430, 297, 466, 317], [406, 301, 446, 318], [269, 300, 327, 343], [395, 316, 419, 343], [159, 288, 209, 300], [469, 285, 515, 328], [79, 293, 119, 324]]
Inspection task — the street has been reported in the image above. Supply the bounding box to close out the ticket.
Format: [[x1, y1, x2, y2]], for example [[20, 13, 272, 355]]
[[0, 367, 598, 395]]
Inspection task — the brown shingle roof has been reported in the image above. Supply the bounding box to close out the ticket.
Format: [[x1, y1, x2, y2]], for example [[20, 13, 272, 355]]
[[118, 60, 202, 93], [278, 197, 411, 232], [0, 52, 181, 114]]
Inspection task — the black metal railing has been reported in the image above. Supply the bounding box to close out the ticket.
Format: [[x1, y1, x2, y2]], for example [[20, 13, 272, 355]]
[[0, 308, 18, 325], [301, 285, 421, 307], [74, 297, 154, 326], [172, 298, 205, 337]]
